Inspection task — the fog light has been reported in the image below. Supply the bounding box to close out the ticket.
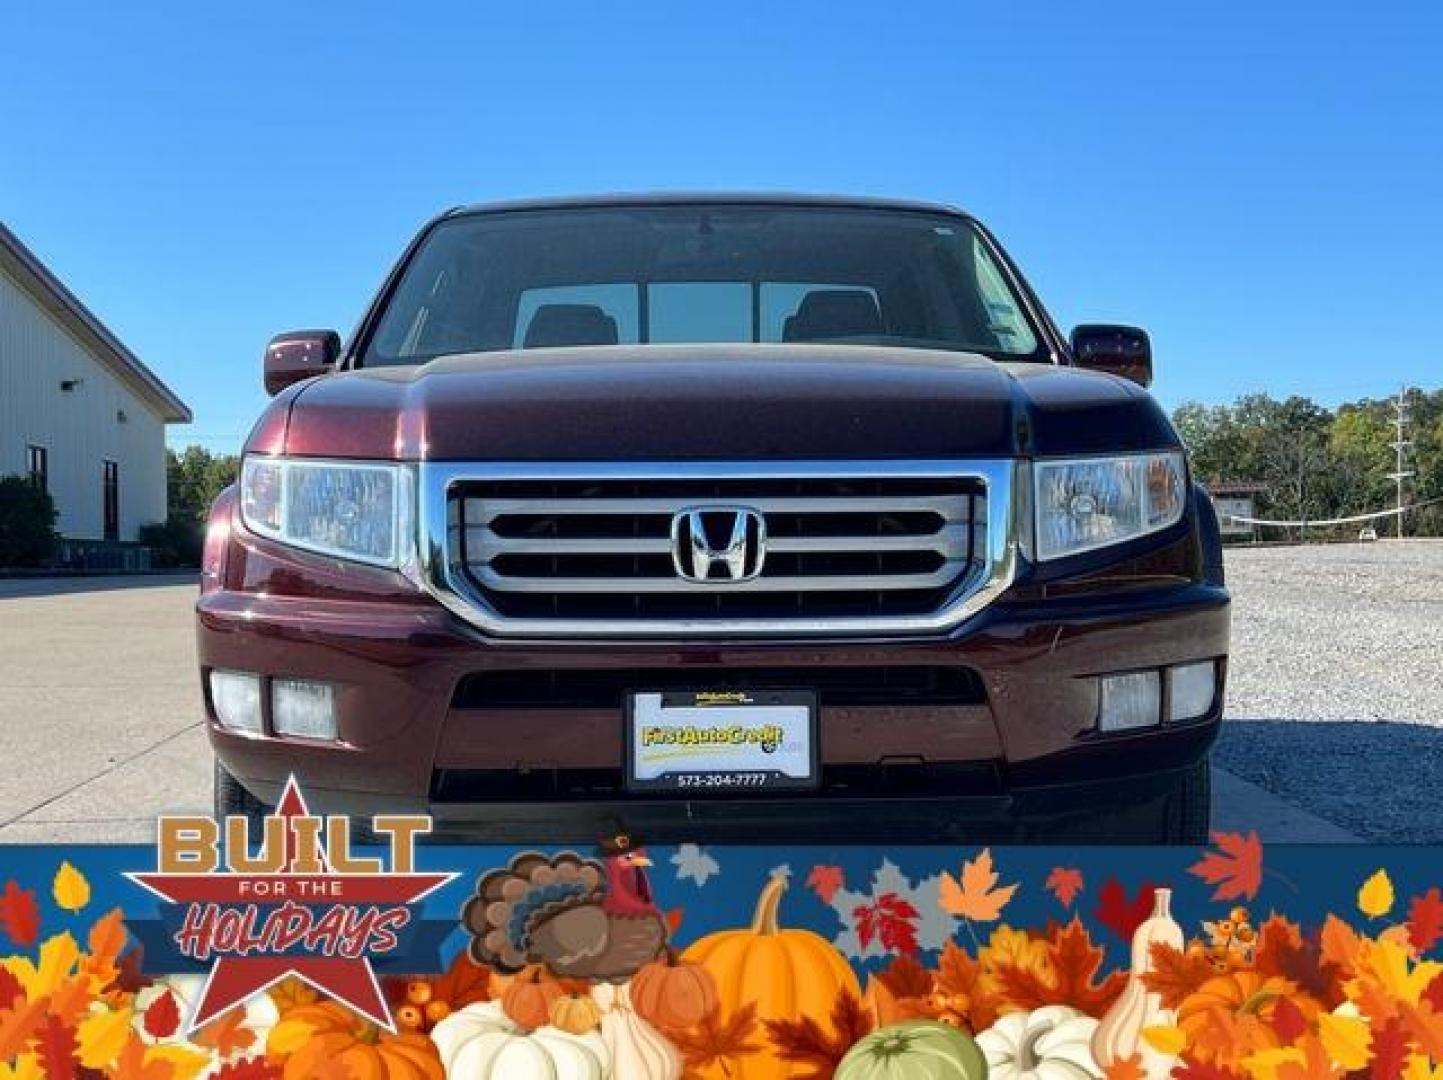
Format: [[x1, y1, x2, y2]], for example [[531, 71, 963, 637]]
[[210, 671, 263, 734], [1168, 661, 1216, 722], [272, 678, 338, 740], [1098, 671, 1161, 732]]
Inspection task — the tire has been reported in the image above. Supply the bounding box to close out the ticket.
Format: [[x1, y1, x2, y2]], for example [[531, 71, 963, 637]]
[[1160, 757, 1212, 845], [214, 759, 270, 827]]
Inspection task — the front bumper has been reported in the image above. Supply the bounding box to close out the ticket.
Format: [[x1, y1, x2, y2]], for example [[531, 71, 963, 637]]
[[198, 536, 1229, 841]]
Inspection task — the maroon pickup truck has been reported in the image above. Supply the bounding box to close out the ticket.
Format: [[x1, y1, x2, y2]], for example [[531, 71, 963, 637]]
[[199, 194, 1229, 843]]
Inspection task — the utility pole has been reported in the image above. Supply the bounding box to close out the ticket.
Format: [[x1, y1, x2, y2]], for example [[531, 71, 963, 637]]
[[1388, 386, 1414, 539]]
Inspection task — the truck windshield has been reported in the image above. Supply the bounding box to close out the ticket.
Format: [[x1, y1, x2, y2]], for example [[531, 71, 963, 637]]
[[362, 205, 1049, 366]]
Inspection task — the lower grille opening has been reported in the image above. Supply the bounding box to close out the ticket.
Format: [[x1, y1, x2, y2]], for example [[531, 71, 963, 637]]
[[450, 665, 988, 710], [430, 762, 1003, 802]]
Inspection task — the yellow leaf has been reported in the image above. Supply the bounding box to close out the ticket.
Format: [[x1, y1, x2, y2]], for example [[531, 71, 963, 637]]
[[1359, 869, 1396, 919], [1142, 1025, 1189, 1056], [145, 1044, 216, 1080], [32, 932, 80, 998], [0, 1053, 42, 1080], [1348, 937, 1443, 1005], [1319, 1011, 1372, 1071], [52, 861, 91, 913], [77, 1006, 133, 1069], [267, 1016, 323, 1057]]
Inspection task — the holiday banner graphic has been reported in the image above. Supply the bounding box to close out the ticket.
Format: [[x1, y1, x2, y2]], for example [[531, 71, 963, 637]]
[[3, 799, 1443, 1078]]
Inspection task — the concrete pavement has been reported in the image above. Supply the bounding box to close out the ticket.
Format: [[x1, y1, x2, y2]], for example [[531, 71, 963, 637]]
[[0, 576, 1357, 843]]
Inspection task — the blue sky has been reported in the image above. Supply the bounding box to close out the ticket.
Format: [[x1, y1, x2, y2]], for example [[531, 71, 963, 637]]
[[2, 2, 1439, 452]]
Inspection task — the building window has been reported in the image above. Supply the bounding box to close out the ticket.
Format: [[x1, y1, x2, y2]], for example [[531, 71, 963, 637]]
[[103, 460, 119, 541], [26, 445, 48, 493]]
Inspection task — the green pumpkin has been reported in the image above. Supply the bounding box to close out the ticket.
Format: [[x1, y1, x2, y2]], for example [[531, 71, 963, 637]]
[[837, 1020, 989, 1080]]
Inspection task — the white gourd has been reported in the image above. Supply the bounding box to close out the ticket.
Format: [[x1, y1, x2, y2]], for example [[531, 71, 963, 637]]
[[591, 982, 683, 1080], [1091, 887, 1186, 1080], [977, 1005, 1103, 1080], [430, 1001, 611, 1080]]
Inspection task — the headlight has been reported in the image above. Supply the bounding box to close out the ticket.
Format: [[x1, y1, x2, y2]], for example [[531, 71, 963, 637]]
[[239, 457, 413, 568], [1034, 451, 1187, 561]]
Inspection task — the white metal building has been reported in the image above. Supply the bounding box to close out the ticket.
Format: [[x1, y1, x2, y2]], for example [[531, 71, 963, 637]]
[[0, 222, 190, 548]]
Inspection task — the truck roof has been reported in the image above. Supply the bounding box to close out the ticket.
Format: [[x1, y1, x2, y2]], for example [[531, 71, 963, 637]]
[[448, 192, 972, 219]]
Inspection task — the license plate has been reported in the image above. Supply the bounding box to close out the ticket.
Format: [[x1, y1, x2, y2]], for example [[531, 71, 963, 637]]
[[624, 689, 820, 793]]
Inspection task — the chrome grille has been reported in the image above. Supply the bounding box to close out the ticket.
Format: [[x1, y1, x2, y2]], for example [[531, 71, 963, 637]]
[[420, 461, 1020, 638]]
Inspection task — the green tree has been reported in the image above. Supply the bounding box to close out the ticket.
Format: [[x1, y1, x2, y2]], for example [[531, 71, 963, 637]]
[[140, 446, 239, 566], [0, 476, 59, 567]]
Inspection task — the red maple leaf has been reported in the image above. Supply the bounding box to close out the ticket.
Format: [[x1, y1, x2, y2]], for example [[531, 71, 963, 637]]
[[1046, 867, 1085, 908], [1188, 831, 1264, 901], [212, 1057, 285, 1080], [33, 1015, 79, 1080], [807, 866, 846, 905], [0, 965, 22, 1010], [991, 916, 1127, 1018], [1094, 879, 1157, 942], [1371, 1016, 1412, 1080], [1409, 890, 1443, 955], [853, 893, 921, 956], [0, 881, 40, 947], [142, 989, 182, 1040]]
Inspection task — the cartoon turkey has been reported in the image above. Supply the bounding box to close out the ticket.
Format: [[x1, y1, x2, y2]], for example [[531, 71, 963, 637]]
[[462, 835, 668, 983]]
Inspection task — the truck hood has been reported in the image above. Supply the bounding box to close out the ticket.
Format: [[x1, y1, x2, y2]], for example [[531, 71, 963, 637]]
[[267, 344, 1178, 460]]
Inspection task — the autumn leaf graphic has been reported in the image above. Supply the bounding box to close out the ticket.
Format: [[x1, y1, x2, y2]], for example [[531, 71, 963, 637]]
[[939, 848, 1019, 923], [807, 866, 846, 905], [52, 862, 91, 914], [1046, 867, 1085, 909], [1095, 878, 1159, 943], [0, 881, 40, 948], [1408, 889, 1443, 955], [853, 892, 922, 956], [1358, 870, 1397, 920], [1189, 831, 1264, 901]]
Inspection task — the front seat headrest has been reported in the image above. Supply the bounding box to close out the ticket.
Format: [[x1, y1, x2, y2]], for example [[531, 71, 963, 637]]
[[783, 290, 883, 342], [523, 304, 620, 348]]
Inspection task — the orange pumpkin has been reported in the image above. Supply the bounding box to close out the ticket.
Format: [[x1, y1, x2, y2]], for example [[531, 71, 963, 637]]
[[502, 966, 566, 1030], [267, 1001, 443, 1080], [682, 871, 862, 1080], [1177, 972, 1304, 1032], [630, 952, 719, 1030]]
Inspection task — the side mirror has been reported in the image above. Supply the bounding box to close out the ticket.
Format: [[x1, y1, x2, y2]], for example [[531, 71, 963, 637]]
[[1069, 324, 1153, 388], [263, 330, 341, 396]]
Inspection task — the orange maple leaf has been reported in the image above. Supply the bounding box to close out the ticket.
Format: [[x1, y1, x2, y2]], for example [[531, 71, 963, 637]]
[[1105, 1055, 1147, 1080], [991, 916, 1127, 1018], [1046, 867, 1085, 909], [1142, 941, 1217, 1009], [939, 848, 1019, 922], [1189, 832, 1264, 901]]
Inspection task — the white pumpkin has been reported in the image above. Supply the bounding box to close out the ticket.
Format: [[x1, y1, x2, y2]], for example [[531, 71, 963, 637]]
[[591, 983, 682, 1080], [430, 1001, 610, 1080], [977, 1005, 1104, 1080]]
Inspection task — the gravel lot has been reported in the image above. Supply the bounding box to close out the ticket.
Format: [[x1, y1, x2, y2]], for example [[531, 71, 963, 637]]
[[1215, 541, 1443, 842]]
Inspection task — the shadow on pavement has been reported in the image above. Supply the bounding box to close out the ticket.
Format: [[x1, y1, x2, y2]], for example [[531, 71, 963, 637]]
[[1214, 719, 1443, 844], [0, 573, 198, 600]]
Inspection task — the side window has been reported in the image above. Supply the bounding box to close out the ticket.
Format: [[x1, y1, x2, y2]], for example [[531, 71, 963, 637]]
[[103, 460, 119, 542], [514, 285, 640, 348], [972, 239, 1037, 354], [760, 284, 880, 342], [27, 445, 47, 493]]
